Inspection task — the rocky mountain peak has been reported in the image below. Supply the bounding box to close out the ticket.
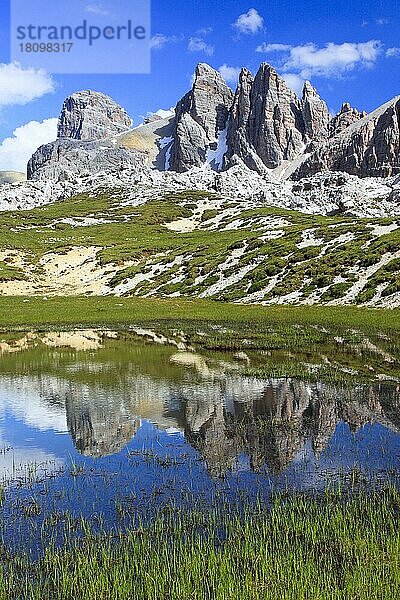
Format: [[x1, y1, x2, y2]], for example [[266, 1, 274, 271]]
[[293, 96, 400, 179], [25, 60, 400, 184], [329, 101, 366, 136], [340, 102, 352, 114], [224, 67, 267, 173], [169, 63, 234, 172], [301, 80, 331, 140], [28, 90, 136, 181], [230, 68, 254, 123], [195, 61, 221, 80], [302, 80, 318, 99], [244, 62, 305, 168], [238, 66, 253, 81], [57, 90, 132, 141], [182, 63, 234, 140], [254, 62, 298, 105]]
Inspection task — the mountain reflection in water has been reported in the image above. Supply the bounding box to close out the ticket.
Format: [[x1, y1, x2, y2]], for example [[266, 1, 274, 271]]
[[0, 329, 399, 483]]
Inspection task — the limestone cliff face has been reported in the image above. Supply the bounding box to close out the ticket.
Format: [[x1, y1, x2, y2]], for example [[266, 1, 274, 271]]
[[224, 68, 265, 173], [169, 63, 234, 172], [26, 62, 400, 183], [225, 64, 307, 171], [27, 138, 147, 181], [58, 90, 132, 141], [171, 64, 345, 174], [247, 64, 305, 167], [169, 64, 399, 180], [293, 96, 400, 179], [301, 81, 331, 141], [329, 102, 366, 137], [28, 90, 136, 181]]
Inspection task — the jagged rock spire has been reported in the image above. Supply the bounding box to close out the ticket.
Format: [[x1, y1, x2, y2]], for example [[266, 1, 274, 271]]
[[27, 60, 400, 181], [169, 63, 234, 172], [301, 80, 331, 140], [225, 63, 306, 171], [329, 101, 367, 136], [293, 96, 400, 179]]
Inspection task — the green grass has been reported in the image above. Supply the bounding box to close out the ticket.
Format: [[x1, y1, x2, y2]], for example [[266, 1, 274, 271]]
[[1, 190, 400, 302], [1, 489, 399, 599], [1, 298, 400, 385], [0, 261, 26, 282], [0, 297, 399, 331]]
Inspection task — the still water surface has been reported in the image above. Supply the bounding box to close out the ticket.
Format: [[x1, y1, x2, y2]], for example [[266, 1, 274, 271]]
[[0, 329, 399, 552]]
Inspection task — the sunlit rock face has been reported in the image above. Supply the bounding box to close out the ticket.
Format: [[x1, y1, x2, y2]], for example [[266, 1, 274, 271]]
[[301, 81, 331, 142], [169, 63, 234, 172], [57, 90, 132, 141], [27, 90, 142, 182], [23, 61, 400, 185], [170, 64, 399, 179], [293, 97, 400, 179], [236, 63, 305, 168], [225, 64, 307, 172], [329, 102, 367, 137], [27, 138, 147, 181]]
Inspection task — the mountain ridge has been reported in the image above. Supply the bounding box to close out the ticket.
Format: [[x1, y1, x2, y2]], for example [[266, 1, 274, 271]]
[[0, 61, 399, 305], [26, 61, 400, 184]]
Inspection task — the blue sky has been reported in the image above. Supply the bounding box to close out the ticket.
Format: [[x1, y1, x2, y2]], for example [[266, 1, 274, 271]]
[[0, 0, 399, 172]]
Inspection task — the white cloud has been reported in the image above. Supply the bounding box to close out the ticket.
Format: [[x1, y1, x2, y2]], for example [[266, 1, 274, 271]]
[[188, 37, 214, 56], [150, 34, 181, 50], [196, 27, 213, 36], [0, 62, 55, 107], [85, 4, 109, 15], [256, 43, 292, 53], [361, 18, 389, 27], [283, 40, 382, 78], [256, 40, 382, 78], [0, 118, 58, 172], [387, 47, 400, 58], [282, 73, 305, 97], [218, 64, 241, 84], [233, 8, 263, 35]]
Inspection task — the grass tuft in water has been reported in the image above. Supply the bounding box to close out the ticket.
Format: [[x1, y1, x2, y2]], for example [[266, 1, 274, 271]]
[[0, 488, 399, 599]]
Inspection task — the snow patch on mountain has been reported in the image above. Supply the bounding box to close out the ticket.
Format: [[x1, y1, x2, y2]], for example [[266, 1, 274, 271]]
[[206, 124, 228, 171]]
